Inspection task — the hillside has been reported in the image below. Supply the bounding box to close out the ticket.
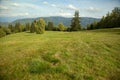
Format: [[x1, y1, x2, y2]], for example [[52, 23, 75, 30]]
[[0, 16, 100, 27], [0, 22, 10, 27], [0, 28, 120, 80], [12, 16, 100, 27]]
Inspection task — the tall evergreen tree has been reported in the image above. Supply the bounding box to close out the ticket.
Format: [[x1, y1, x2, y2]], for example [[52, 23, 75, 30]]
[[88, 7, 120, 30], [110, 7, 120, 27], [30, 22, 36, 33], [15, 23, 22, 32], [25, 23, 30, 31], [70, 10, 81, 31], [8, 24, 14, 32]]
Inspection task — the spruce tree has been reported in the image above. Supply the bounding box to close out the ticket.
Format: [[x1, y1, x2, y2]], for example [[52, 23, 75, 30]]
[[71, 10, 81, 31], [25, 23, 30, 31], [95, 7, 120, 29], [15, 23, 22, 32], [30, 22, 36, 33]]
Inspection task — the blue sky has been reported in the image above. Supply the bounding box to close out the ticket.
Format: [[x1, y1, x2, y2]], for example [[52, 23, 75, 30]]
[[0, 0, 120, 22]]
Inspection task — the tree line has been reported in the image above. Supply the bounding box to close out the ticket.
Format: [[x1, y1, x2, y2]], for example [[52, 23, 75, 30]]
[[0, 19, 69, 38], [0, 7, 120, 38], [0, 10, 80, 38], [87, 7, 120, 30]]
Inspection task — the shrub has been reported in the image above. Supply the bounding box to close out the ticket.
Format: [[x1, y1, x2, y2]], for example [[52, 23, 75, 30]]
[[3, 27, 11, 35], [58, 23, 66, 31], [30, 19, 46, 34], [0, 29, 6, 38], [36, 26, 44, 34], [36, 18, 46, 34]]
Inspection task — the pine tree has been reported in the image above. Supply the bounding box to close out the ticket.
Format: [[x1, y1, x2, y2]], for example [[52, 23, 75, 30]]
[[8, 24, 15, 32], [25, 23, 30, 31], [15, 23, 22, 32], [30, 22, 36, 33], [89, 7, 120, 30], [71, 10, 81, 31], [110, 7, 120, 27]]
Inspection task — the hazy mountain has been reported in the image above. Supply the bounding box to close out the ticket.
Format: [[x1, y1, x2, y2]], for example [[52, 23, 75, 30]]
[[0, 22, 10, 27], [0, 16, 100, 27]]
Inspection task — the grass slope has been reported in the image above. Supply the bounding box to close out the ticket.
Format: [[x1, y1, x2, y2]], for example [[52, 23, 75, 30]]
[[0, 28, 120, 80]]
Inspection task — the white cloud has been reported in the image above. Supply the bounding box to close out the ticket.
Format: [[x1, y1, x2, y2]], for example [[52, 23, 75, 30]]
[[24, 3, 40, 9], [67, 4, 78, 10], [43, 1, 56, 7], [58, 12, 72, 17], [86, 7, 100, 12], [13, 12, 29, 17], [10, 3, 41, 9], [43, 1, 48, 5], [0, 12, 30, 17], [0, 2, 42, 17], [51, 4, 56, 7], [11, 3, 20, 7], [0, 5, 8, 10]]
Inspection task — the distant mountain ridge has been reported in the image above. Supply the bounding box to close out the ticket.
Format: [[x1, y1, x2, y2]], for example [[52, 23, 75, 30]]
[[0, 16, 100, 27]]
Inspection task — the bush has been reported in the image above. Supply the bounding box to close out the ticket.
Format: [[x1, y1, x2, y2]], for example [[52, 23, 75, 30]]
[[36, 19, 46, 34], [36, 26, 44, 34], [30, 19, 46, 34], [28, 59, 50, 73], [3, 28, 11, 35], [58, 23, 66, 31], [0, 29, 6, 38]]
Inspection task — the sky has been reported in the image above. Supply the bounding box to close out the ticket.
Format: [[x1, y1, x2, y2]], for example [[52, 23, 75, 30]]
[[0, 0, 120, 22]]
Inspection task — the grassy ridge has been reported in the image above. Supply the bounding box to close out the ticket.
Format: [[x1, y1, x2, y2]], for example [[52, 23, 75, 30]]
[[0, 28, 120, 80]]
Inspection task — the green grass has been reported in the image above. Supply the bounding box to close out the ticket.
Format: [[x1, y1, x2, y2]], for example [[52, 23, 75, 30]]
[[0, 28, 120, 80]]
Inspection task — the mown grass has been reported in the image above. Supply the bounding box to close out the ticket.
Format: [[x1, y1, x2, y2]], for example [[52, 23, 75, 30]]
[[0, 28, 120, 80]]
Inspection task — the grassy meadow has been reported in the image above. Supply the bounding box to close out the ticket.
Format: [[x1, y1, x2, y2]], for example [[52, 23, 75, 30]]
[[0, 28, 120, 80]]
